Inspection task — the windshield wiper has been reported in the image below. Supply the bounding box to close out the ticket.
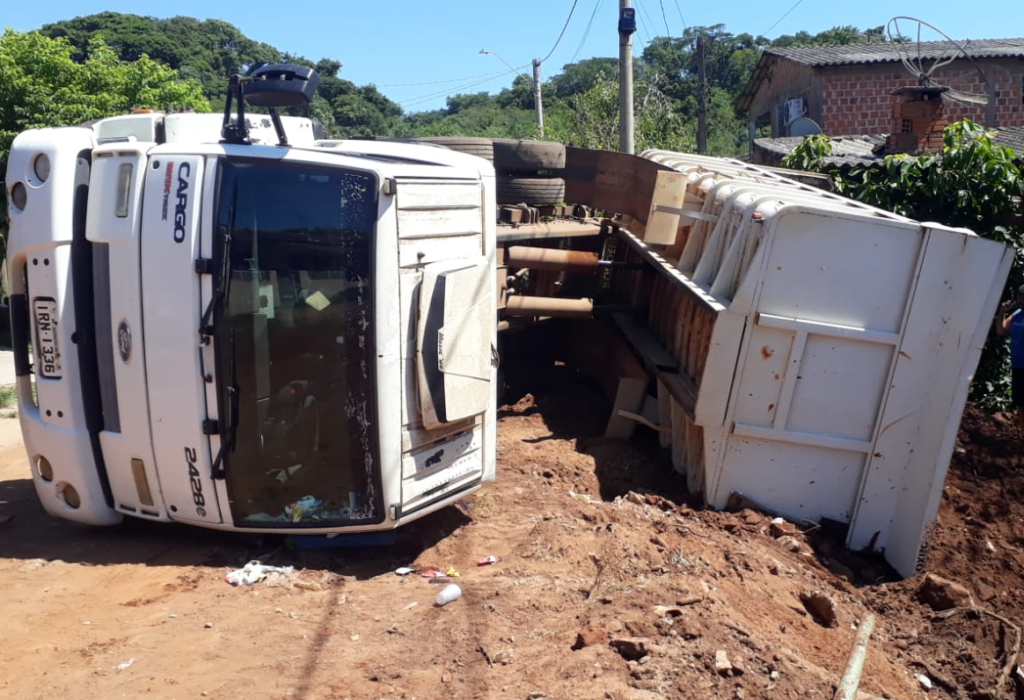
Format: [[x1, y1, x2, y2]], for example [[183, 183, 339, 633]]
[[200, 175, 237, 340], [205, 179, 238, 480], [210, 325, 239, 481], [200, 223, 233, 339]]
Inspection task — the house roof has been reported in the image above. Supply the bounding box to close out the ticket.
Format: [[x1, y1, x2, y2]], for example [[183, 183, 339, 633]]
[[766, 38, 1024, 67], [994, 125, 1024, 154], [754, 135, 888, 170], [754, 128, 1024, 170], [736, 38, 1024, 112]]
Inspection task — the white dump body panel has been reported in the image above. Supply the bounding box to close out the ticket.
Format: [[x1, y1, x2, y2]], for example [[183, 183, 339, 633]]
[[642, 149, 1011, 577]]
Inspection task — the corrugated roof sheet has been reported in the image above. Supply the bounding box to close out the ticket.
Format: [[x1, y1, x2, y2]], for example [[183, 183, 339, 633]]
[[755, 135, 887, 169], [767, 39, 1024, 67], [755, 130, 1024, 170], [994, 126, 1024, 154]]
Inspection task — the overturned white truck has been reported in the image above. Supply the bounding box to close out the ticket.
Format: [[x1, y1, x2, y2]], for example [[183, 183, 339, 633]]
[[4, 65, 1010, 577], [5, 66, 498, 533]]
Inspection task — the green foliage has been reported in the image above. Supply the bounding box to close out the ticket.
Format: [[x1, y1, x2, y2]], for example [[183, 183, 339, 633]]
[[42, 13, 280, 102], [545, 77, 694, 153], [27, 15, 887, 155], [547, 58, 618, 101], [781, 133, 833, 171], [641, 26, 767, 103], [40, 13, 406, 138], [0, 29, 209, 233], [406, 103, 539, 139], [785, 121, 1024, 410], [771, 25, 885, 48]]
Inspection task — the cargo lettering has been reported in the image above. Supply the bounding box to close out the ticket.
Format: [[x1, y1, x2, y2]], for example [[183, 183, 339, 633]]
[[172, 162, 191, 243]]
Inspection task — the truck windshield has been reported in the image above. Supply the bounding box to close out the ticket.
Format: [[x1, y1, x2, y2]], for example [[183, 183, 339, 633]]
[[213, 159, 382, 527]]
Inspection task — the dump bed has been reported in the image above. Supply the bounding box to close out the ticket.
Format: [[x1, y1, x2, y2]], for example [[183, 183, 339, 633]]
[[580, 148, 1011, 577]]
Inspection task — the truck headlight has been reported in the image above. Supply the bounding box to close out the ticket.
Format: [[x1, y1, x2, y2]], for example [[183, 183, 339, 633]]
[[9, 182, 27, 211], [37, 455, 53, 481], [33, 153, 51, 183]]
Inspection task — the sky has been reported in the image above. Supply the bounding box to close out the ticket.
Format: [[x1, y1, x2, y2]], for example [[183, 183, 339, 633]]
[[4, 1, 1020, 113]]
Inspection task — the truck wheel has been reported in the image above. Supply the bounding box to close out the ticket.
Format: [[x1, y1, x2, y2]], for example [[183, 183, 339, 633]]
[[492, 139, 566, 170], [415, 137, 494, 162], [496, 176, 566, 205]]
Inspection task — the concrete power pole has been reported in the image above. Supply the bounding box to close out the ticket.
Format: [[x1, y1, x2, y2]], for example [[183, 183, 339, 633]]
[[696, 33, 708, 154], [532, 58, 545, 137], [618, 1, 636, 154]]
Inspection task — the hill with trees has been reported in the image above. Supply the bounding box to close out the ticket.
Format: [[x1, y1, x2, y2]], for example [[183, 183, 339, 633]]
[[33, 13, 888, 154]]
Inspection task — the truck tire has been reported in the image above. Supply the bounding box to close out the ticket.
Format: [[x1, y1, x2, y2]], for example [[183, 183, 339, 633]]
[[415, 137, 494, 162], [492, 139, 566, 170], [497, 176, 566, 205]]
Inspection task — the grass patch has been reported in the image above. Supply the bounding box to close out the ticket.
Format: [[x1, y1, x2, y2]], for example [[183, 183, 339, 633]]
[[0, 384, 16, 410]]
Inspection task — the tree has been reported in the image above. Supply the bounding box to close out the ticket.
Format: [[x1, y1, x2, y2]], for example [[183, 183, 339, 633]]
[[42, 13, 280, 102], [547, 76, 693, 153], [640, 27, 768, 106], [547, 58, 619, 102], [40, 13, 405, 137], [771, 25, 885, 48], [0, 30, 210, 234]]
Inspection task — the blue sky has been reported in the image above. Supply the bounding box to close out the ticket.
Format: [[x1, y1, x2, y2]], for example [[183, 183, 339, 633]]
[[5, 1, 1020, 113]]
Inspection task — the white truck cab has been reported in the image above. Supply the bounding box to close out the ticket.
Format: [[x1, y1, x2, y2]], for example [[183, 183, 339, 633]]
[[5, 65, 497, 533]]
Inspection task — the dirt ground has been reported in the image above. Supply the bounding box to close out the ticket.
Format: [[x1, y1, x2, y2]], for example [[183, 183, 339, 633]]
[[2, 349, 1024, 700]]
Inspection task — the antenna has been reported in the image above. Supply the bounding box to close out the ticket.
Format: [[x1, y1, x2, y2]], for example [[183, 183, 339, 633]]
[[885, 17, 989, 106]]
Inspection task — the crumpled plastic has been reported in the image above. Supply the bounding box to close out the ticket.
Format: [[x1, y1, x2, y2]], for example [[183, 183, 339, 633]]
[[224, 560, 295, 586], [286, 496, 324, 522]]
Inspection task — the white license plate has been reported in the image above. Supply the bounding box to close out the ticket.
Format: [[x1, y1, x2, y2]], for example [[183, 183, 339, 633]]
[[33, 299, 62, 378]]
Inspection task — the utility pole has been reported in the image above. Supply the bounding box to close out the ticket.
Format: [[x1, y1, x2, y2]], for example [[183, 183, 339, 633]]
[[696, 33, 708, 154], [618, 1, 636, 154], [532, 58, 545, 137], [480, 49, 544, 137]]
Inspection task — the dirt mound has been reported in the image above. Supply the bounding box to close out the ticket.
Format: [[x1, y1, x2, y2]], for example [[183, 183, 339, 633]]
[[1, 357, 1023, 698]]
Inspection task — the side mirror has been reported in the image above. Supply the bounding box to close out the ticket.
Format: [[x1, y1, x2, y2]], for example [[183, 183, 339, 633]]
[[244, 64, 320, 108], [223, 64, 320, 146]]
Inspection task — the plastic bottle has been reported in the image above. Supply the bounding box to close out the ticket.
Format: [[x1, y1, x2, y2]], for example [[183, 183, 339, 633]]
[[435, 583, 462, 606]]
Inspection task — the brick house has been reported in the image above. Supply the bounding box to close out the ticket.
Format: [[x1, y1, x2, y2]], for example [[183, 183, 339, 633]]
[[736, 40, 1024, 143]]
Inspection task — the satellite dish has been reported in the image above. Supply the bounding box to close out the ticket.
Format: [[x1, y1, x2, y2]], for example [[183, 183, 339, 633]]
[[789, 117, 823, 137], [885, 16, 989, 106]]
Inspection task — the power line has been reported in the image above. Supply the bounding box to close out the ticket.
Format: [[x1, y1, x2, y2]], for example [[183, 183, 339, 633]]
[[637, 0, 660, 40], [763, 0, 806, 36], [570, 0, 604, 64], [634, 0, 653, 44], [672, 0, 687, 32], [376, 69, 512, 88], [540, 0, 581, 64], [400, 71, 522, 109], [399, 67, 529, 109], [658, 0, 671, 35]]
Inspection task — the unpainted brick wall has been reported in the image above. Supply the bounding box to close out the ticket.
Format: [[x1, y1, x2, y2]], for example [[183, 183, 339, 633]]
[[819, 61, 1023, 133], [746, 59, 816, 132], [750, 57, 1024, 136]]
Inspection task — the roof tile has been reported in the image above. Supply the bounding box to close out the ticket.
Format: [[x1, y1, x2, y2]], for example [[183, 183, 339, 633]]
[[768, 38, 1024, 67]]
